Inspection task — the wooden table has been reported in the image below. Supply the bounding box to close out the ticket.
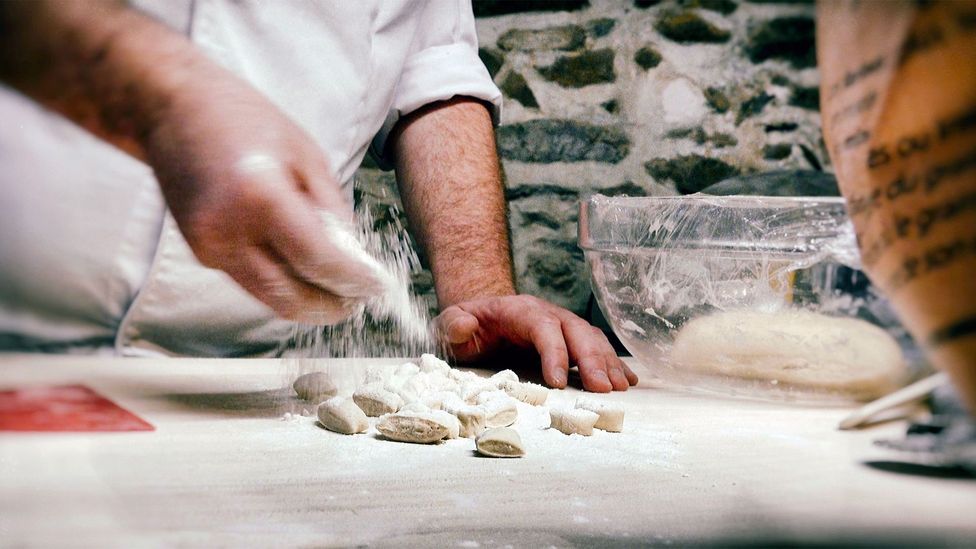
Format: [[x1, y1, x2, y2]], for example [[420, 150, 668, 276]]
[[1, 355, 973, 547]]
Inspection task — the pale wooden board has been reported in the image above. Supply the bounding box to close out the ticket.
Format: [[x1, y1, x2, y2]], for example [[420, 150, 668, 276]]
[[0, 354, 973, 547]]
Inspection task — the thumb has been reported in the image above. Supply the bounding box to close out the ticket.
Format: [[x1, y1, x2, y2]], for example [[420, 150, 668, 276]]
[[436, 306, 480, 345]]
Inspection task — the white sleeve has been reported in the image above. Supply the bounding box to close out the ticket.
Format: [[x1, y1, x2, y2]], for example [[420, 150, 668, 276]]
[[370, 0, 503, 168]]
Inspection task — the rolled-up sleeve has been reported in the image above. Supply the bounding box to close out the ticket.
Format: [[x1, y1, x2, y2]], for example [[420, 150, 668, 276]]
[[370, 0, 502, 167]]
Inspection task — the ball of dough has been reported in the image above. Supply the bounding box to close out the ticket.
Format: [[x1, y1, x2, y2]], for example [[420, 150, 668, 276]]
[[669, 309, 906, 399], [293, 372, 338, 403], [317, 397, 368, 435]]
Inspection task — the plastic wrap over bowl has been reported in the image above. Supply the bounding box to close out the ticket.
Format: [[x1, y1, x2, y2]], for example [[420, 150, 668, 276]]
[[579, 194, 923, 403]]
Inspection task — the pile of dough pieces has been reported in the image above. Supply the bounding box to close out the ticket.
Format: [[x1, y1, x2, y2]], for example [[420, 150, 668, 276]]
[[292, 354, 625, 458]]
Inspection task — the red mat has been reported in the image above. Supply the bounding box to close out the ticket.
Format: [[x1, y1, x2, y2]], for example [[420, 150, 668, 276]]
[[0, 384, 154, 432]]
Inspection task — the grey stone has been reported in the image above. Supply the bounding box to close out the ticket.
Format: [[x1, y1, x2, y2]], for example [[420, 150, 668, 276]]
[[644, 154, 740, 194], [505, 183, 579, 201], [601, 181, 647, 196], [634, 45, 663, 70], [478, 48, 505, 79], [681, 0, 738, 15], [655, 10, 731, 43], [704, 86, 730, 113], [765, 122, 799, 132], [537, 49, 616, 88], [497, 120, 630, 163], [601, 99, 620, 114], [473, 0, 589, 17], [745, 16, 816, 69], [526, 239, 586, 295], [736, 91, 774, 124], [763, 143, 792, 160], [666, 127, 737, 147], [586, 18, 617, 38], [500, 72, 539, 108], [700, 170, 838, 196], [790, 85, 820, 110], [498, 24, 586, 52]]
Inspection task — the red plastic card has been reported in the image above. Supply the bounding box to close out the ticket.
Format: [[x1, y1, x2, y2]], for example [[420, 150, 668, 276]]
[[0, 384, 154, 432]]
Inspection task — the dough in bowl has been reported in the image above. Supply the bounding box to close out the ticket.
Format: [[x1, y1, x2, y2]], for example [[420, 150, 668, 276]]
[[669, 309, 906, 399]]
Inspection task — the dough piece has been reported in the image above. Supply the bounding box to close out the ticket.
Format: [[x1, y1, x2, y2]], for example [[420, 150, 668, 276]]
[[431, 372, 460, 393], [362, 365, 393, 386], [376, 412, 450, 444], [427, 410, 462, 439], [475, 427, 525, 458], [490, 369, 520, 386], [399, 402, 431, 414], [395, 362, 420, 377], [423, 390, 464, 411], [498, 379, 549, 406], [476, 389, 510, 406], [448, 368, 478, 384], [292, 372, 338, 403], [418, 353, 452, 376], [317, 397, 368, 435], [575, 396, 624, 432], [479, 395, 518, 428], [549, 408, 599, 436], [395, 374, 429, 404], [669, 310, 907, 399], [461, 379, 497, 404], [443, 401, 487, 438], [353, 385, 403, 417]]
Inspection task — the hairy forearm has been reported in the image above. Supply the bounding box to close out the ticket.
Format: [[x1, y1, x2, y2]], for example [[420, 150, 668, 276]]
[[391, 97, 516, 308], [0, 0, 206, 160]]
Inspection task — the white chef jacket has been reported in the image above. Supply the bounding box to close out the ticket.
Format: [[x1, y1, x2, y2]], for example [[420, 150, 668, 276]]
[[0, 0, 501, 356]]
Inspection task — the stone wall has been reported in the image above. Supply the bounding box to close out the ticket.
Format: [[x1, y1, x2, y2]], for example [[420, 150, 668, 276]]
[[355, 0, 824, 318]]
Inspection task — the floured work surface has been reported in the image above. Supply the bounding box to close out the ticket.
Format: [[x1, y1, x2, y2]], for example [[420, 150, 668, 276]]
[[0, 355, 974, 547]]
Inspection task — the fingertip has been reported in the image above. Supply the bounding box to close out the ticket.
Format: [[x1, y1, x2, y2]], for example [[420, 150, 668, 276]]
[[581, 365, 613, 393], [438, 307, 479, 345], [623, 363, 640, 386], [607, 363, 631, 392], [543, 362, 568, 389]]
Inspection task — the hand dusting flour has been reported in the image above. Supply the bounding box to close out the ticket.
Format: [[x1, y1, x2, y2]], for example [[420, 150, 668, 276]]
[[275, 201, 627, 458]]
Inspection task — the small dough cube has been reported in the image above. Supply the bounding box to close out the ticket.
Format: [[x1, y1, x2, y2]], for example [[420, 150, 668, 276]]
[[353, 385, 404, 417], [293, 372, 338, 403], [575, 396, 624, 432], [362, 365, 393, 386], [490, 369, 520, 386], [443, 402, 487, 438], [448, 368, 478, 384], [498, 379, 549, 406], [476, 389, 510, 406], [549, 408, 599, 436], [376, 412, 450, 444], [423, 390, 464, 411], [461, 379, 497, 404], [317, 397, 368, 435], [399, 402, 431, 414], [395, 362, 421, 377], [479, 395, 518, 428], [427, 410, 461, 439], [418, 354, 452, 376], [476, 427, 525, 458]]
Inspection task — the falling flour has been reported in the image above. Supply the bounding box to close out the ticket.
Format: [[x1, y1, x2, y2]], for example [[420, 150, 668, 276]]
[[276, 200, 627, 457]]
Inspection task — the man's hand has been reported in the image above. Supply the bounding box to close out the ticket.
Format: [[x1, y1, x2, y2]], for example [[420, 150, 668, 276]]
[[146, 80, 382, 324], [1, 1, 382, 324], [437, 295, 639, 392]]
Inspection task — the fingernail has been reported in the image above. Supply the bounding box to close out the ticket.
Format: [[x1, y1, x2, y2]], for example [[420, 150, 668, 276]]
[[552, 370, 566, 386]]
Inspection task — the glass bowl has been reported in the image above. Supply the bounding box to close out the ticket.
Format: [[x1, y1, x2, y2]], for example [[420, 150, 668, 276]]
[[579, 194, 924, 403]]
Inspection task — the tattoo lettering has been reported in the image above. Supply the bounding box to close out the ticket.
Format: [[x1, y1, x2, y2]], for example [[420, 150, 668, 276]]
[[887, 235, 976, 291]]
